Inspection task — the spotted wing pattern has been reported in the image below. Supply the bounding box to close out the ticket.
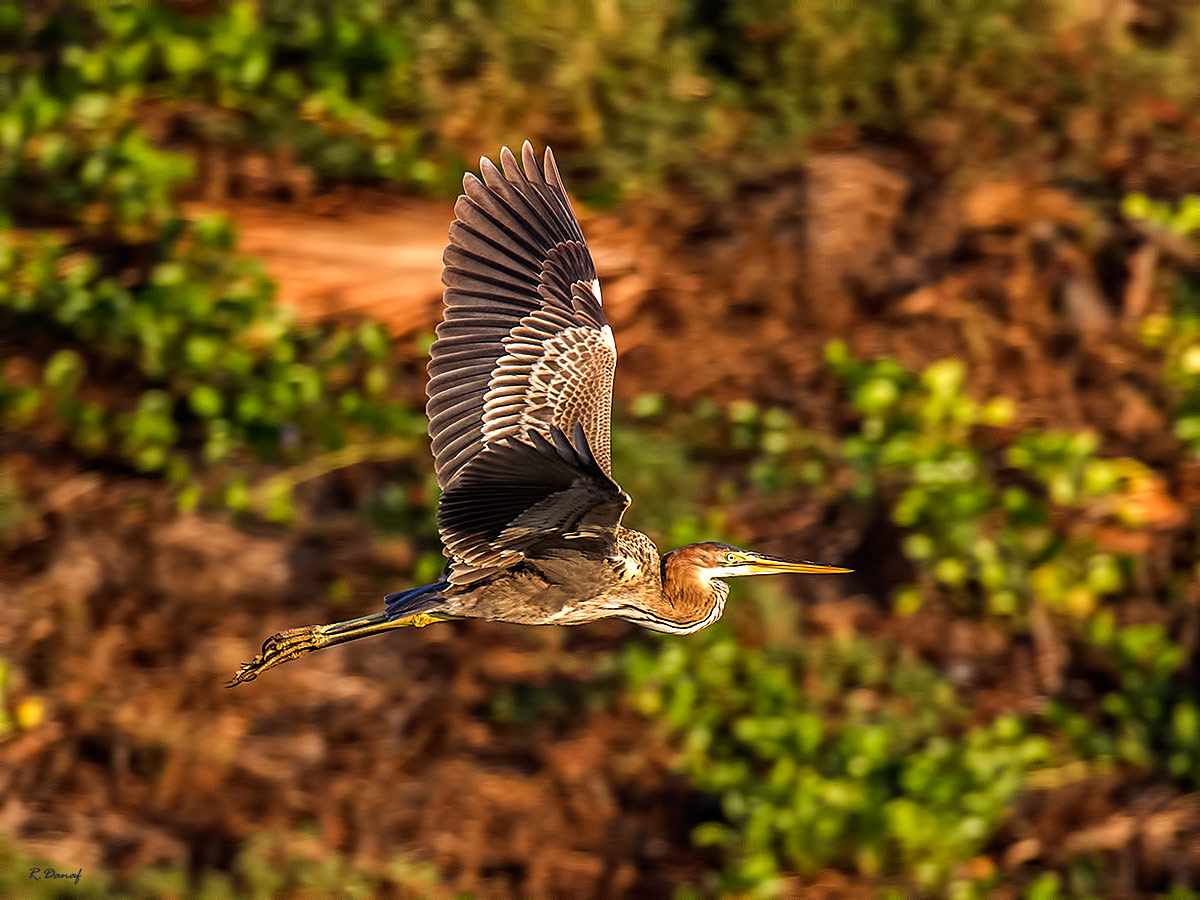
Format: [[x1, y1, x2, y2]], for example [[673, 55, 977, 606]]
[[426, 143, 625, 584]]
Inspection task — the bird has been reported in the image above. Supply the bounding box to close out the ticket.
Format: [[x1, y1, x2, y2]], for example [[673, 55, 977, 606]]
[[228, 142, 851, 685]]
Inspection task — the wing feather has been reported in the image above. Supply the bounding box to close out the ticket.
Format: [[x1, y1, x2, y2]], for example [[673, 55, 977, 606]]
[[437, 425, 629, 584], [426, 142, 624, 583]]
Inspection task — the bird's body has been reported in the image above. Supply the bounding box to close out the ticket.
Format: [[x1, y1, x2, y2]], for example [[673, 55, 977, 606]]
[[230, 143, 849, 685], [413, 527, 663, 627], [384, 527, 728, 632]]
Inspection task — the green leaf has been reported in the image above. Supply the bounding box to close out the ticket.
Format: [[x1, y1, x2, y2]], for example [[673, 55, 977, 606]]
[[43, 349, 86, 393], [163, 37, 204, 76], [188, 385, 224, 418]]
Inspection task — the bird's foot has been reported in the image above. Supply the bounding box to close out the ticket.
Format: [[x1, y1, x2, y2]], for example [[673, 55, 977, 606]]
[[227, 624, 331, 687], [403, 613, 441, 628]]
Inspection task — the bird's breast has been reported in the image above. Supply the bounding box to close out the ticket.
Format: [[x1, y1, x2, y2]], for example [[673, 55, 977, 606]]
[[611, 555, 642, 582]]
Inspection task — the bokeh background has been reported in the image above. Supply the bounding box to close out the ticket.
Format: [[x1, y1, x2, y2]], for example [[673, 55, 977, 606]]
[[3, 1, 1200, 897]]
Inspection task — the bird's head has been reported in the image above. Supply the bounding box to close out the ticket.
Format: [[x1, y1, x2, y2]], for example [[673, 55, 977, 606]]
[[670, 542, 853, 580], [635, 542, 851, 635]]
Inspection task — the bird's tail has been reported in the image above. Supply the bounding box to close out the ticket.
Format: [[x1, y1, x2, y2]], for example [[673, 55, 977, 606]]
[[227, 582, 450, 687], [384, 579, 449, 620]]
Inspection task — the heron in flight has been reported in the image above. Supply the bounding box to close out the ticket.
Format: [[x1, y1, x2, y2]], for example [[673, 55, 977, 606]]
[[229, 143, 850, 685]]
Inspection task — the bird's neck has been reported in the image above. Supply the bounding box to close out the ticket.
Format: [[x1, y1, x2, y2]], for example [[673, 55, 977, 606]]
[[659, 554, 729, 634]]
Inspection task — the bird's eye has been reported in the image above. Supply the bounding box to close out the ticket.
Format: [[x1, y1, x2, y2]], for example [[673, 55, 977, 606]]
[[724, 551, 738, 563]]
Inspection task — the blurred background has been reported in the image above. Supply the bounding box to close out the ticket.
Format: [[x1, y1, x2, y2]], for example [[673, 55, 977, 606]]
[[2, 1, 1200, 897]]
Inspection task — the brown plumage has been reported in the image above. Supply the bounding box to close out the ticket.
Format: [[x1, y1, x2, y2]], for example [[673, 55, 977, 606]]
[[229, 143, 850, 686]]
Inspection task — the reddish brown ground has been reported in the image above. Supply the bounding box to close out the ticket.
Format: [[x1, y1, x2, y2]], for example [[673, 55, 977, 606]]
[[5, 150, 1200, 896]]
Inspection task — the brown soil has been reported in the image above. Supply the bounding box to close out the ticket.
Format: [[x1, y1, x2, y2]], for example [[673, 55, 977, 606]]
[[5, 148, 1200, 896], [214, 155, 1177, 463], [0, 447, 705, 897], [184, 195, 449, 335]]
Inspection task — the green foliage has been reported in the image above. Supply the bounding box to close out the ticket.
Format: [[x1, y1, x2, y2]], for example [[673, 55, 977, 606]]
[[1, 1, 451, 204], [3, 1, 1196, 208], [3, 4, 1200, 894], [1050, 614, 1200, 789], [0, 224, 424, 515], [691, 1, 1062, 150], [1140, 284, 1200, 450], [1, 3, 449, 519], [625, 629, 1048, 893], [1123, 191, 1200, 450], [620, 342, 1198, 892], [622, 347, 1142, 626], [0, 838, 112, 899], [1021, 869, 1200, 900], [1123, 193, 1200, 239], [610, 409, 714, 543], [0, 831, 439, 899], [0, 467, 24, 537], [615, 393, 836, 546], [0, 659, 12, 739], [826, 346, 1200, 791], [826, 341, 1144, 621]]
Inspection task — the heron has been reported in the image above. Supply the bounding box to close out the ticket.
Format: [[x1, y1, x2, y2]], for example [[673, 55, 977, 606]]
[[229, 142, 850, 685]]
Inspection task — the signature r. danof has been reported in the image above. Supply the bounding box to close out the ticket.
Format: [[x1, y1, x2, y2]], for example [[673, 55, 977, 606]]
[[29, 867, 83, 885]]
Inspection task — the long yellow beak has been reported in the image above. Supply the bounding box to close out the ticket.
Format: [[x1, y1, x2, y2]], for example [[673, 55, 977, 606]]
[[732, 554, 853, 577]]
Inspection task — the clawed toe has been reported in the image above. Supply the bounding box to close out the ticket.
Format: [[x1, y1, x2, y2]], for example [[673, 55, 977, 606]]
[[226, 662, 262, 687], [225, 612, 416, 687], [226, 626, 327, 687]]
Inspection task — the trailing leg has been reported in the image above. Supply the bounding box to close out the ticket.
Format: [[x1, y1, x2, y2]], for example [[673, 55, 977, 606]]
[[227, 610, 445, 686]]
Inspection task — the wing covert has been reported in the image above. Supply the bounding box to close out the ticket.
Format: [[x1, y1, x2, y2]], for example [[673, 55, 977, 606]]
[[427, 141, 617, 491], [437, 425, 630, 584]]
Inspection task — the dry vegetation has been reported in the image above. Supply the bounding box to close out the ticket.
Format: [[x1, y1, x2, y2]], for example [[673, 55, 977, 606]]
[[5, 2, 1200, 897]]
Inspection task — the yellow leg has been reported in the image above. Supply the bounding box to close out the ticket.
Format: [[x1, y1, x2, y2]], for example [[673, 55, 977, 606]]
[[227, 611, 445, 686]]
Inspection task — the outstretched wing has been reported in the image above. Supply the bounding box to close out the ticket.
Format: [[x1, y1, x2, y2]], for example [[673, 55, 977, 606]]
[[427, 143, 626, 584], [428, 141, 617, 487]]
